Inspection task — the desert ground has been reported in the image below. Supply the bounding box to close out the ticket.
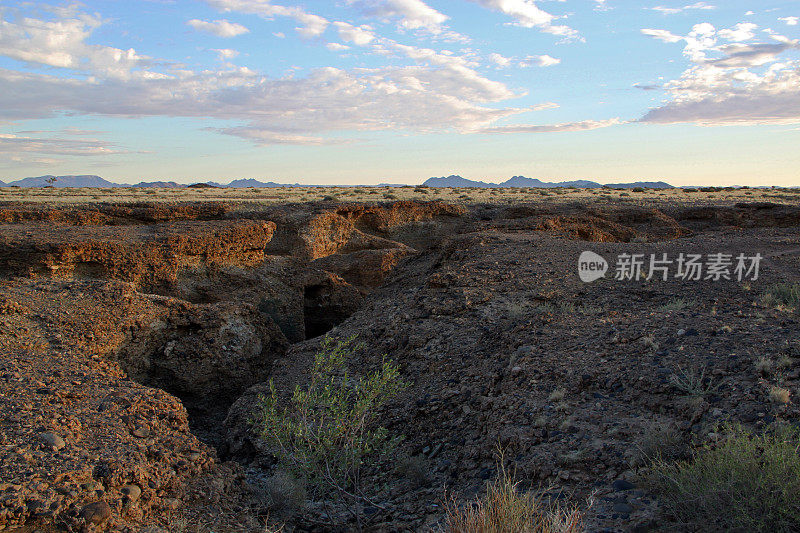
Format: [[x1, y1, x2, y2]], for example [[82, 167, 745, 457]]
[[1, 187, 799, 532], [0, 184, 798, 206]]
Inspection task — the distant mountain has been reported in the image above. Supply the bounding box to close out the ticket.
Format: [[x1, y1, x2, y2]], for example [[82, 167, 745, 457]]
[[1, 175, 306, 188], [2, 174, 675, 189], [503, 176, 549, 187], [603, 181, 673, 189], [132, 181, 185, 188], [503, 176, 604, 188], [8, 175, 121, 188], [423, 175, 673, 189], [224, 178, 305, 188], [562, 180, 604, 188], [424, 175, 494, 188]]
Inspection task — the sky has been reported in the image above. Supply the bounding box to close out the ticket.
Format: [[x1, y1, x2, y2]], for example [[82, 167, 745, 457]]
[[0, 1, 798, 186]]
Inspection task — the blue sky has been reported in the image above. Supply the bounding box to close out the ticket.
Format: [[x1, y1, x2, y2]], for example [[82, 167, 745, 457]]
[[0, 0, 798, 185]]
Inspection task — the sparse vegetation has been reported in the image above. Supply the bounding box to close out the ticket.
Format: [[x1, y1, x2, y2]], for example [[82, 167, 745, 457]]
[[769, 385, 791, 404], [251, 469, 307, 518], [396, 454, 432, 488], [442, 460, 583, 533], [632, 425, 686, 467], [755, 356, 774, 376], [762, 283, 800, 313], [669, 366, 722, 398], [640, 335, 659, 351], [548, 388, 566, 402], [253, 335, 407, 528], [658, 298, 693, 312], [648, 423, 800, 532]]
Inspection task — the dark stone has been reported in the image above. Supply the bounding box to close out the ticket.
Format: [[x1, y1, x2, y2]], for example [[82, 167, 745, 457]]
[[612, 479, 635, 491], [81, 501, 112, 525], [612, 502, 633, 514]]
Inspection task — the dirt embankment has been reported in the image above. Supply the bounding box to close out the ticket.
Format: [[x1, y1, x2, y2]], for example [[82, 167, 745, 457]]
[[2, 199, 800, 531], [0, 200, 464, 531]]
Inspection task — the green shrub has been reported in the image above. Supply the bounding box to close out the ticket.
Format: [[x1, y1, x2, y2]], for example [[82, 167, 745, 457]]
[[253, 335, 407, 528], [648, 423, 800, 532]]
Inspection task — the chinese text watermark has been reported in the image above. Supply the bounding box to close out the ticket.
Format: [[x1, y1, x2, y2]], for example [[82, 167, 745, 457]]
[[578, 251, 762, 283]]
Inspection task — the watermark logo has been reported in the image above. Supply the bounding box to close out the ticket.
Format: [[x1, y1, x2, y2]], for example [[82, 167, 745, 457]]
[[578, 251, 609, 283], [579, 251, 763, 283]]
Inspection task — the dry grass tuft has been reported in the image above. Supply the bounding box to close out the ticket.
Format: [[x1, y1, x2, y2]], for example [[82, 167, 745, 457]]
[[548, 388, 566, 402], [755, 357, 774, 377], [442, 462, 583, 533], [769, 385, 791, 404]]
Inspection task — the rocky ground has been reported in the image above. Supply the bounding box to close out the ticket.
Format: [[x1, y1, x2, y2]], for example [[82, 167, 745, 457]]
[[0, 193, 799, 532]]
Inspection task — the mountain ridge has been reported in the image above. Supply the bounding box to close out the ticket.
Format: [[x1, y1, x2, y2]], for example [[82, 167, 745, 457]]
[[1, 174, 676, 189], [423, 175, 674, 189]]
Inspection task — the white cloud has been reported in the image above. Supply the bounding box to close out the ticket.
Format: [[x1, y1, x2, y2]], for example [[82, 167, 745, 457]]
[[477, 118, 622, 134], [651, 2, 716, 15], [683, 22, 717, 61], [213, 127, 348, 145], [470, 0, 580, 40], [334, 21, 376, 46], [640, 21, 800, 126], [489, 52, 513, 68], [0, 133, 125, 156], [213, 48, 240, 60], [710, 42, 793, 68], [489, 52, 560, 68], [718, 22, 757, 42], [345, 0, 448, 33], [205, 0, 329, 38], [779, 17, 799, 26], [0, 8, 154, 80], [520, 54, 560, 67], [0, 4, 614, 147], [326, 42, 350, 51], [641, 28, 683, 43], [594, 0, 611, 11], [0, 4, 525, 146], [187, 18, 249, 37]]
